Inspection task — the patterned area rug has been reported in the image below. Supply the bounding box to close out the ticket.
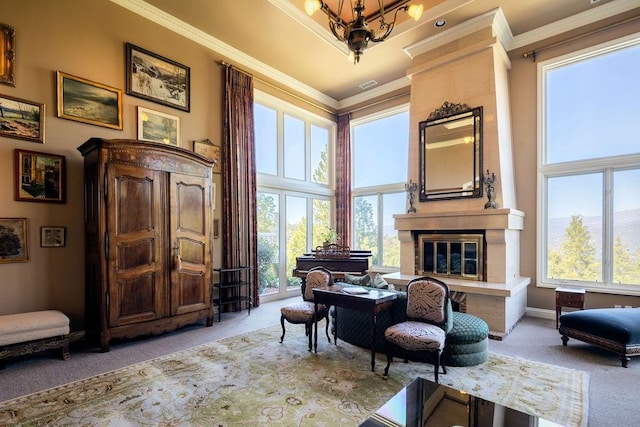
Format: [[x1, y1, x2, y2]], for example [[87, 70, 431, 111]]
[[0, 325, 588, 426]]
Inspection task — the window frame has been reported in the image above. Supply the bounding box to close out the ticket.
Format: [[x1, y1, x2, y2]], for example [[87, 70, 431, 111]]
[[351, 105, 409, 271], [536, 33, 640, 296], [254, 90, 336, 301]]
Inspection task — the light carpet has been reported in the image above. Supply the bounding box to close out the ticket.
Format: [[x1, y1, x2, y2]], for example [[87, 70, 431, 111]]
[[0, 325, 588, 426]]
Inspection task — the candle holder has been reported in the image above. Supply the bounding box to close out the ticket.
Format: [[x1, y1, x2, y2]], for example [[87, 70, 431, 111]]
[[483, 170, 497, 209], [405, 179, 418, 213]]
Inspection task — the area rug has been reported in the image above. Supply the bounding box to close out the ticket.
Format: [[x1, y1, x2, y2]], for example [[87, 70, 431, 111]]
[[0, 325, 588, 426]]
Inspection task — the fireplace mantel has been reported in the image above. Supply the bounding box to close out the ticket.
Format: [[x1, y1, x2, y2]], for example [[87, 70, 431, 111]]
[[394, 208, 524, 232], [395, 208, 524, 284], [393, 208, 528, 338]]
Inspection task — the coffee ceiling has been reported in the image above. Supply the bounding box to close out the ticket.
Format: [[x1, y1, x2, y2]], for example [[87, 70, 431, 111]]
[[134, 0, 625, 108]]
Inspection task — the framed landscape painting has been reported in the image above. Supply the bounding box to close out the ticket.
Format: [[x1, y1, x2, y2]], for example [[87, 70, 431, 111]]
[[56, 71, 123, 130], [0, 218, 28, 263], [0, 94, 45, 143], [137, 106, 180, 145], [126, 43, 190, 112], [14, 149, 66, 203]]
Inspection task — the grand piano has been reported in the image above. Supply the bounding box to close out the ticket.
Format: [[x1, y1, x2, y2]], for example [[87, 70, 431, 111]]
[[292, 244, 372, 283]]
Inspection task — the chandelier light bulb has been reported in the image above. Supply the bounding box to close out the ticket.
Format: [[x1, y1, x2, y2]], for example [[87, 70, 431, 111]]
[[407, 4, 424, 21], [304, 0, 322, 16]]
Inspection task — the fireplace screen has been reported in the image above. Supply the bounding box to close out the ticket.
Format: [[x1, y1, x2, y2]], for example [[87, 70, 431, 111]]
[[418, 233, 484, 280]]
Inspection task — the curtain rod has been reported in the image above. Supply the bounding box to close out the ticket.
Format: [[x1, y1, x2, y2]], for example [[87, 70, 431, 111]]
[[218, 61, 335, 115], [522, 14, 640, 61]]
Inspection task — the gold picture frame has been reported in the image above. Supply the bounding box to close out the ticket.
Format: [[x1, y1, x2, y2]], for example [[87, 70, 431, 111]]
[[193, 139, 221, 173], [0, 218, 28, 263], [137, 106, 180, 145], [0, 23, 15, 87], [0, 94, 45, 143], [56, 71, 123, 130]]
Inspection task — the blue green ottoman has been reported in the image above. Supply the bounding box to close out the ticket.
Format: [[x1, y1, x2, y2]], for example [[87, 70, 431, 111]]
[[445, 312, 489, 367]]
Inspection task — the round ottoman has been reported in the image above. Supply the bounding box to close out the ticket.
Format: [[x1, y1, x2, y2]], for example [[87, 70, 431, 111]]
[[445, 312, 489, 367]]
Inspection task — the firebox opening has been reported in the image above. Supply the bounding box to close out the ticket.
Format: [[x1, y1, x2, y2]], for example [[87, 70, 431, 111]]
[[414, 230, 485, 281]]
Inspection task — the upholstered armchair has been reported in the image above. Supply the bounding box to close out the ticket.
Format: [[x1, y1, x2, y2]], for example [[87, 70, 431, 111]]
[[383, 276, 452, 383], [280, 266, 333, 351]]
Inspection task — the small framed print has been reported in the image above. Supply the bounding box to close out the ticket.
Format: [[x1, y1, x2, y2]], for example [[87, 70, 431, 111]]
[[14, 149, 66, 203], [193, 139, 221, 173], [0, 218, 28, 263], [56, 71, 123, 130], [41, 226, 65, 248], [137, 106, 180, 145]]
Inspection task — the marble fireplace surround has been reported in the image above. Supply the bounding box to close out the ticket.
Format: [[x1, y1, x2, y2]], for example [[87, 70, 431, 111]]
[[383, 208, 530, 339]]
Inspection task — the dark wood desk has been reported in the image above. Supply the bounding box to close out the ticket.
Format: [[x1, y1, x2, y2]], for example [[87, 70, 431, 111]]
[[313, 286, 397, 372]]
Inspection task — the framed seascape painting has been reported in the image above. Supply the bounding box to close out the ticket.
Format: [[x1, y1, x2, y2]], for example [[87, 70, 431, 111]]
[[40, 226, 66, 248], [0, 218, 28, 263], [126, 43, 190, 112], [56, 71, 123, 130], [0, 94, 45, 143], [137, 106, 180, 145], [14, 149, 66, 203], [0, 23, 15, 86]]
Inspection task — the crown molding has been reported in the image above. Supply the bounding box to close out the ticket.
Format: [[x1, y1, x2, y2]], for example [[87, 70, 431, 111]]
[[109, 0, 340, 109], [403, 8, 513, 59], [509, 0, 640, 50]]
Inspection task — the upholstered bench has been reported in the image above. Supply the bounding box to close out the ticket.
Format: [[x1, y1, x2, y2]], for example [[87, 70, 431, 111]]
[[559, 308, 640, 367], [0, 310, 70, 367], [445, 311, 489, 367]]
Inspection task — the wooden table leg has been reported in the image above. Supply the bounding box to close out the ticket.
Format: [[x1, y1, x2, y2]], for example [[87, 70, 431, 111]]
[[370, 312, 377, 372], [314, 302, 318, 353]]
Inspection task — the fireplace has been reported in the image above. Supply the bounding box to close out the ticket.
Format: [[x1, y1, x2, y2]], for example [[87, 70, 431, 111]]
[[416, 231, 485, 281]]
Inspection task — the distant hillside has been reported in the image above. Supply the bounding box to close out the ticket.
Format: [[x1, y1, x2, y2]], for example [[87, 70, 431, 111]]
[[548, 209, 640, 256]]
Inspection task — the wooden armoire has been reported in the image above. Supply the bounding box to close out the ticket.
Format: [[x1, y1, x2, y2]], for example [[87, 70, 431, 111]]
[[78, 138, 215, 351]]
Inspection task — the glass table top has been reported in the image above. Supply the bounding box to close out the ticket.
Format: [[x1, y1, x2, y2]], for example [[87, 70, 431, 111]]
[[360, 377, 565, 427]]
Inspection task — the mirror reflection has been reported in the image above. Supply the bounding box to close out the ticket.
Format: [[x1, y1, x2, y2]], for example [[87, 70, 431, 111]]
[[419, 103, 482, 201]]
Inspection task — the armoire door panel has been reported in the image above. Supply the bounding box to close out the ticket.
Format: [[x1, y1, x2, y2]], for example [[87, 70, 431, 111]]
[[116, 274, 159, 322], [107, 163, 165, 326], [170, 173, 211, 315]]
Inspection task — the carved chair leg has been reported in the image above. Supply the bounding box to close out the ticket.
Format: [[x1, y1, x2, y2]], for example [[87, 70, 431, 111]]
[[280, 315, 286, 343], [306, 321, 312, 351], [434, 350, 441, 384], [384, 341, 393, 376], [325, 316, 330, 343]]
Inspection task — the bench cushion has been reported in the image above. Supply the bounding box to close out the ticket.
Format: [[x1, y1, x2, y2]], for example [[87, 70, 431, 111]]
[[0, 310, 70, 346], [560, 308, 640, 344]]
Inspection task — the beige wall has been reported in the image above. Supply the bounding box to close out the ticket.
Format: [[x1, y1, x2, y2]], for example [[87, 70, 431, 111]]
[[0, 0, 230, 325]]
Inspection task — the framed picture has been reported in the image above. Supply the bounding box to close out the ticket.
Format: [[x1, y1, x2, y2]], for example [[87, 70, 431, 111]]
[[0, 23, 15, 86], [0, 218, 28, 263], [137, 106, 180, 145], [14, 149, 66, 203], [193, 139, 221, 173], [0, 94, 45, 143], [56, 71, 123, 130], [126, 43, 190, 112], [40, 226, 66, 248]]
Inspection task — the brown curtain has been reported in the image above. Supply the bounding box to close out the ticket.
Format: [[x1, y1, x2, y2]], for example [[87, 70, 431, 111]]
[[222, 66, 259, 307], [335, 113, 351, 246]]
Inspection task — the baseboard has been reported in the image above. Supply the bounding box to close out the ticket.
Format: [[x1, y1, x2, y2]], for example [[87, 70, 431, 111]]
[[526, 307, 555, 320]]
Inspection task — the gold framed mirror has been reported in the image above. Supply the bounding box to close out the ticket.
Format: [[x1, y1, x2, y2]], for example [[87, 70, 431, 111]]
[[419, 102, 482, 201], [0, 23, 15, 87]]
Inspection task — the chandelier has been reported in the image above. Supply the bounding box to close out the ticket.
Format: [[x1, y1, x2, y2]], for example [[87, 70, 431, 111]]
[[304, 0, 424, 63]]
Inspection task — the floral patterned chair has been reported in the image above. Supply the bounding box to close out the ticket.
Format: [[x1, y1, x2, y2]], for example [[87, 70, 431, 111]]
[[383, 277, 452, 383], [280, 266, 332, 351]]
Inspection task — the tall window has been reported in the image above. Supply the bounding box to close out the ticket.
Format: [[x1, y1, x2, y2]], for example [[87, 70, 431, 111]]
[[254, 91, 334, 301], [352, 107, 409, 269], [538, 34, 640, 294]]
